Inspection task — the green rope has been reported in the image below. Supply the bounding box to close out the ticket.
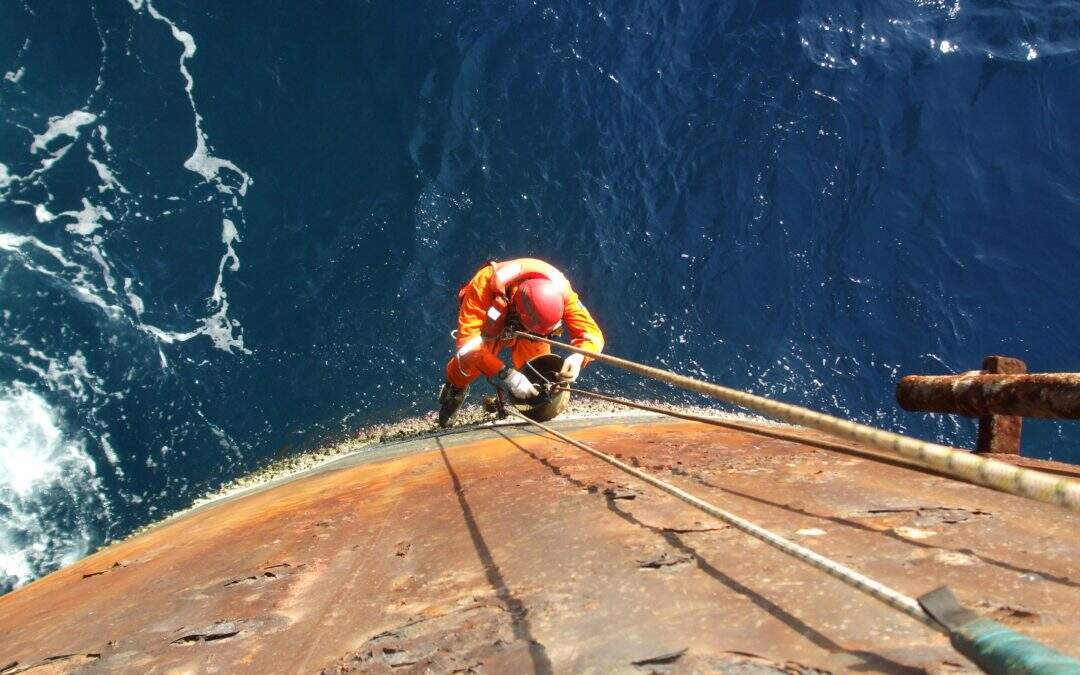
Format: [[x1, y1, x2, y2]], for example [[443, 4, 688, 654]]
[[952, 618, 1080, 674]]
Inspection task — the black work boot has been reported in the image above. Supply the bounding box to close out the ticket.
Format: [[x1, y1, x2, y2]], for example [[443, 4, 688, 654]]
[[438, 382, 468, 427]]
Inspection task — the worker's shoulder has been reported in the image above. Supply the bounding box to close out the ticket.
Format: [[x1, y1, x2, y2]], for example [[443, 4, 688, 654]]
[[466, 261, 496, 285]]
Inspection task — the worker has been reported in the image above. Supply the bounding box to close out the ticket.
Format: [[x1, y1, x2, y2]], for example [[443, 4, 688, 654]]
[[439, 258, 605, 427]]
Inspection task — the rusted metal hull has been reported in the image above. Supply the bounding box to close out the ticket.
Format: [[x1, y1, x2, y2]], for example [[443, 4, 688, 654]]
[[1, 415, 1078, 673]]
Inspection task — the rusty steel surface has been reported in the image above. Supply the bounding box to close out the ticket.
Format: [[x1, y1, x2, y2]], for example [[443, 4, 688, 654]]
[[975, 356, 1027, 455], [2, 415, 1079, 674], [897, 372, 1080, 419], [979, 356, 1027, 374]]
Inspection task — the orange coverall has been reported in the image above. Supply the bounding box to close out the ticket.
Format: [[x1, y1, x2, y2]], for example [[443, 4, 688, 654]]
[[445, 260, 605, 389]]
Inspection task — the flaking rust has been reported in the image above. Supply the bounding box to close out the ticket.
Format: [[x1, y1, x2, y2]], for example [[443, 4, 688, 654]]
[[897, 356, 1080, 455], [897, 372, 1080, 419], [1, 415, 1078, 673]]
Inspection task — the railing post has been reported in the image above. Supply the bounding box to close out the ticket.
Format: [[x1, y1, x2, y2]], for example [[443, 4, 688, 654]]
[[975, 356, 1026, 455]]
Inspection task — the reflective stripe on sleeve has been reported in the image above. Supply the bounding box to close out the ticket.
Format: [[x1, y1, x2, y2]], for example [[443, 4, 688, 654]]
[[456, 335, 483, 358], [495, 263, 522, 285]]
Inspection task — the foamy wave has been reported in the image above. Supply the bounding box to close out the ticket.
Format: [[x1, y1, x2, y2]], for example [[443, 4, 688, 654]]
[[0, 384, 107, 592]]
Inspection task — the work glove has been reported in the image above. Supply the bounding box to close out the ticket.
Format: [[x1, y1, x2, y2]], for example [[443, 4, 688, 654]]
[[559, 353, 585, 383], [498, 367, 539, 400]]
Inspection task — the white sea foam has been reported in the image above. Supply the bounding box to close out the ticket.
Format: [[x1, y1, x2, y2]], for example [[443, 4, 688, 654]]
[[88, 5, 108, 100], [4, 7, 252, 357], [136, 211, 250, 353], [88, 245, 117, 294], [34, 204, 55, 222], [61, 198, 113, 236], [87, 146, 128, 194], [132, 217, 251, 353], [18, 348, 108, 404], [191, 217, 249, 352], [97, 125, 115, 155], [124, 278, 145, 316], [115, 1, 254, 353], [0, 383, 103, 591], [214, 218, 241, 303], [0, 0, 260, 590], [0, 119, 81, 193], [0, 233, 121, 319], [65, 222, 101, 236], [30, 111, 98, 155], [139, 323, 202, 346], [143, 1, 252, 197], [99, 433, 122, 471], [0, 232, 77, 268], [3, 67, 24, 83]]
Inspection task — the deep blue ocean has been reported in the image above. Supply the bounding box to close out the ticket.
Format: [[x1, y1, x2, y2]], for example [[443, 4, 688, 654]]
[[2, 0, 1079, 593]]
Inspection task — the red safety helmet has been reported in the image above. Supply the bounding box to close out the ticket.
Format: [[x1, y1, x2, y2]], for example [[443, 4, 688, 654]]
[[514, 279, 564, 334]]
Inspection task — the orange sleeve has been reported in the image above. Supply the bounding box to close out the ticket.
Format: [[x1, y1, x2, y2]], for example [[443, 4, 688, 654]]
[[455, 267, 505, 377], [562, 288, 604, 365]]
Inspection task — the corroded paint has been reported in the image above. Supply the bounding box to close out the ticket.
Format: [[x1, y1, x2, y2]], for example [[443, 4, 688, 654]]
[[975, 356, 1027, 455], [897, 372, 1080, 419], [1, 415, 1078, 673]]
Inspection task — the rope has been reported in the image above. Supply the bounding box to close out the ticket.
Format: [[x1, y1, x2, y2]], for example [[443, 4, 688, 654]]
[[567, 385, 751, 427], [566, 385, 878, 444], [516, 332, 1080, 512], [565, 386, 947, 472], [502, 406, 943, 632]]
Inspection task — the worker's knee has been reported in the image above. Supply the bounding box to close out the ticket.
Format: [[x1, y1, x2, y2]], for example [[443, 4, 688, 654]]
[[445, 357, 480, 389]]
